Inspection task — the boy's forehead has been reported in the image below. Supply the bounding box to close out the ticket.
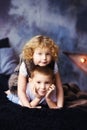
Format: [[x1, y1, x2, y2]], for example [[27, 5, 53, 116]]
[[33, 71, 52, 78], [33, 74, 53, 81]]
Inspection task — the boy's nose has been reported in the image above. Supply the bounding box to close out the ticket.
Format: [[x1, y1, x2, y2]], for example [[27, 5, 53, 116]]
[[41, 84, 45, 89]]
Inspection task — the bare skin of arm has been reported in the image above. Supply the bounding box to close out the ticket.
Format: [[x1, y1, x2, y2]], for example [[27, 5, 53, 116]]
[[55, 72, 64, 108], [30, 97, 42, 108], [46, 73, 64, 109], [18, 74, 32, 108], [45, 84, 57, 109], [29, 84, 43, 108]]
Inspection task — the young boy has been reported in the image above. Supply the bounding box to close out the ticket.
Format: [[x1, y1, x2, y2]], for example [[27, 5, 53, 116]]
[[7, 66, 57, 108]]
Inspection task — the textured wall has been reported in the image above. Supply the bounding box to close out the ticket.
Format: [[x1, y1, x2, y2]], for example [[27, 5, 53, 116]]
[[0, 0, 87, 90]]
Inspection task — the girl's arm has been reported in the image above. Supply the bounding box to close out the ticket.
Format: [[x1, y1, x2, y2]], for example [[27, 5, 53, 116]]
[[46, 99, 57, 108], [18, 75, 42, 108], [55, 72, 64, 108], [18, 73, 32, 108]]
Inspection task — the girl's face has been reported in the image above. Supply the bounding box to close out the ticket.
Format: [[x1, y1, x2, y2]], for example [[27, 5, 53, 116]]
[[33, 47, 52, 66], [30, 72, 53, 97]]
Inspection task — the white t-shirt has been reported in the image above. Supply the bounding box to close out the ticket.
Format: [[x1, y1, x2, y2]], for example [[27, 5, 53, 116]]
[[19, 61, 58, 77]]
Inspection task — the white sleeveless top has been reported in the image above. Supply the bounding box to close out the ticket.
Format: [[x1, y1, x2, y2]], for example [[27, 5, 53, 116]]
[[19, 61, 58, 77]]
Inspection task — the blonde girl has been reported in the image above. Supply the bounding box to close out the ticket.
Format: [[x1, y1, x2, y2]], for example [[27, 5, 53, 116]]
[[18, 35, 64, 109]]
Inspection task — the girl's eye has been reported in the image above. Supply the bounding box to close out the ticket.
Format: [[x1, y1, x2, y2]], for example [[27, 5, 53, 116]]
[[46, 53, 50, 55], [38, 53, 42, 55]]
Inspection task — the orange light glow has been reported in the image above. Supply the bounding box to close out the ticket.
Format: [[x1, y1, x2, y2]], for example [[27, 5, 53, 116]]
[[63, 52, 87, 73], [80, 58, 86, 63]]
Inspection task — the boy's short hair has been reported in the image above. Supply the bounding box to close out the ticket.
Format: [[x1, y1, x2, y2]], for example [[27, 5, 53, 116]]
[[30, 65, 54, 79]]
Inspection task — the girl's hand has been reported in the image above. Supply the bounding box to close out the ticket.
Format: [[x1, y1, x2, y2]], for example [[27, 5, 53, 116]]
[[45, 84, 55, 99]]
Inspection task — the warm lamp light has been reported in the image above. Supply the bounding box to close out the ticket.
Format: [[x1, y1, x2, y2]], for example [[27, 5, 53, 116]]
[[80, 58, 86, 63], [63, 51, 87, 73]]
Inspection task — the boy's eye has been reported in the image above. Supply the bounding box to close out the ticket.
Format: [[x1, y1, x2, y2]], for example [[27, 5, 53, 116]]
[[37, 81, 41, 84], [45, 82, 50, 84]]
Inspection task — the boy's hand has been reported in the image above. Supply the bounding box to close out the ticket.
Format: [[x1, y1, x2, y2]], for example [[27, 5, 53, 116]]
[[45, 84, 55, 99], [33, 86, 43, 99]]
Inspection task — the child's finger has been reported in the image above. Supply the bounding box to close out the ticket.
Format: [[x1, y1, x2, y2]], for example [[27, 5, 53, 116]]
[[50, 84, 55, 90], [36, 106, 42, 109]]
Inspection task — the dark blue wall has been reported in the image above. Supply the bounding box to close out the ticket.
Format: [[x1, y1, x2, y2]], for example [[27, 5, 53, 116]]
[[0, 0, 87, 90]]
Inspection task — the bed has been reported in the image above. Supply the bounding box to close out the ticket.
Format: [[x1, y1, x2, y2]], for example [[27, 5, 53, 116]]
[[0, 38, 87, 130]]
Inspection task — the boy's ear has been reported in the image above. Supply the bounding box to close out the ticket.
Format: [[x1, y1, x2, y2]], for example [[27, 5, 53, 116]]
[[28, 77, 32, 82]]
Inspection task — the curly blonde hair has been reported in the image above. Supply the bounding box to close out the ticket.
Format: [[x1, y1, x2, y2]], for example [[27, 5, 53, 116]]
[[22, 35, 59, 61]]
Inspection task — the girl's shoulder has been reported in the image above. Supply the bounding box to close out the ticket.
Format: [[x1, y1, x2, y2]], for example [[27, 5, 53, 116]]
[[20, 60, 36, 77], [19, 61, 28, 76]]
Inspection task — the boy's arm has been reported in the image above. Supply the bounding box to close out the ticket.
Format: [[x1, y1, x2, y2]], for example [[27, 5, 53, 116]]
[[55, 72, 64, 108], [30, 97, 42, 108], [29, 87, 43, 108], [45, 84, 58, 109]]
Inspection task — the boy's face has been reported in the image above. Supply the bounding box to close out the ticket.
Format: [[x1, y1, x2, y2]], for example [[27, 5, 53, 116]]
[[33, 47, 52, 66], [30, 72, 53, 97]]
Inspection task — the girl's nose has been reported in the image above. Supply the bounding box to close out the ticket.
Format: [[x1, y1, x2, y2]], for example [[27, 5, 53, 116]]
[[42, 54, 46, 59]]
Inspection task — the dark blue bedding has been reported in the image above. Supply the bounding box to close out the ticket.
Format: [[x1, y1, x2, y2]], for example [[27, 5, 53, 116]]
[[0, 89, 87, 130]]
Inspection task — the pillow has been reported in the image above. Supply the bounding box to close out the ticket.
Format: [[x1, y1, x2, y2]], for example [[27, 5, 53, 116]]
[[0, 38, 10, 48], [0, 38, 18, 75]]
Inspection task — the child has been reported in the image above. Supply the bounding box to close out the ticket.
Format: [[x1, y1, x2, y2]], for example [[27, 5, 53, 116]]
[[26, 66, 57, 108], [18, 35, 64, 108], [7, 66, 57, 108]]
